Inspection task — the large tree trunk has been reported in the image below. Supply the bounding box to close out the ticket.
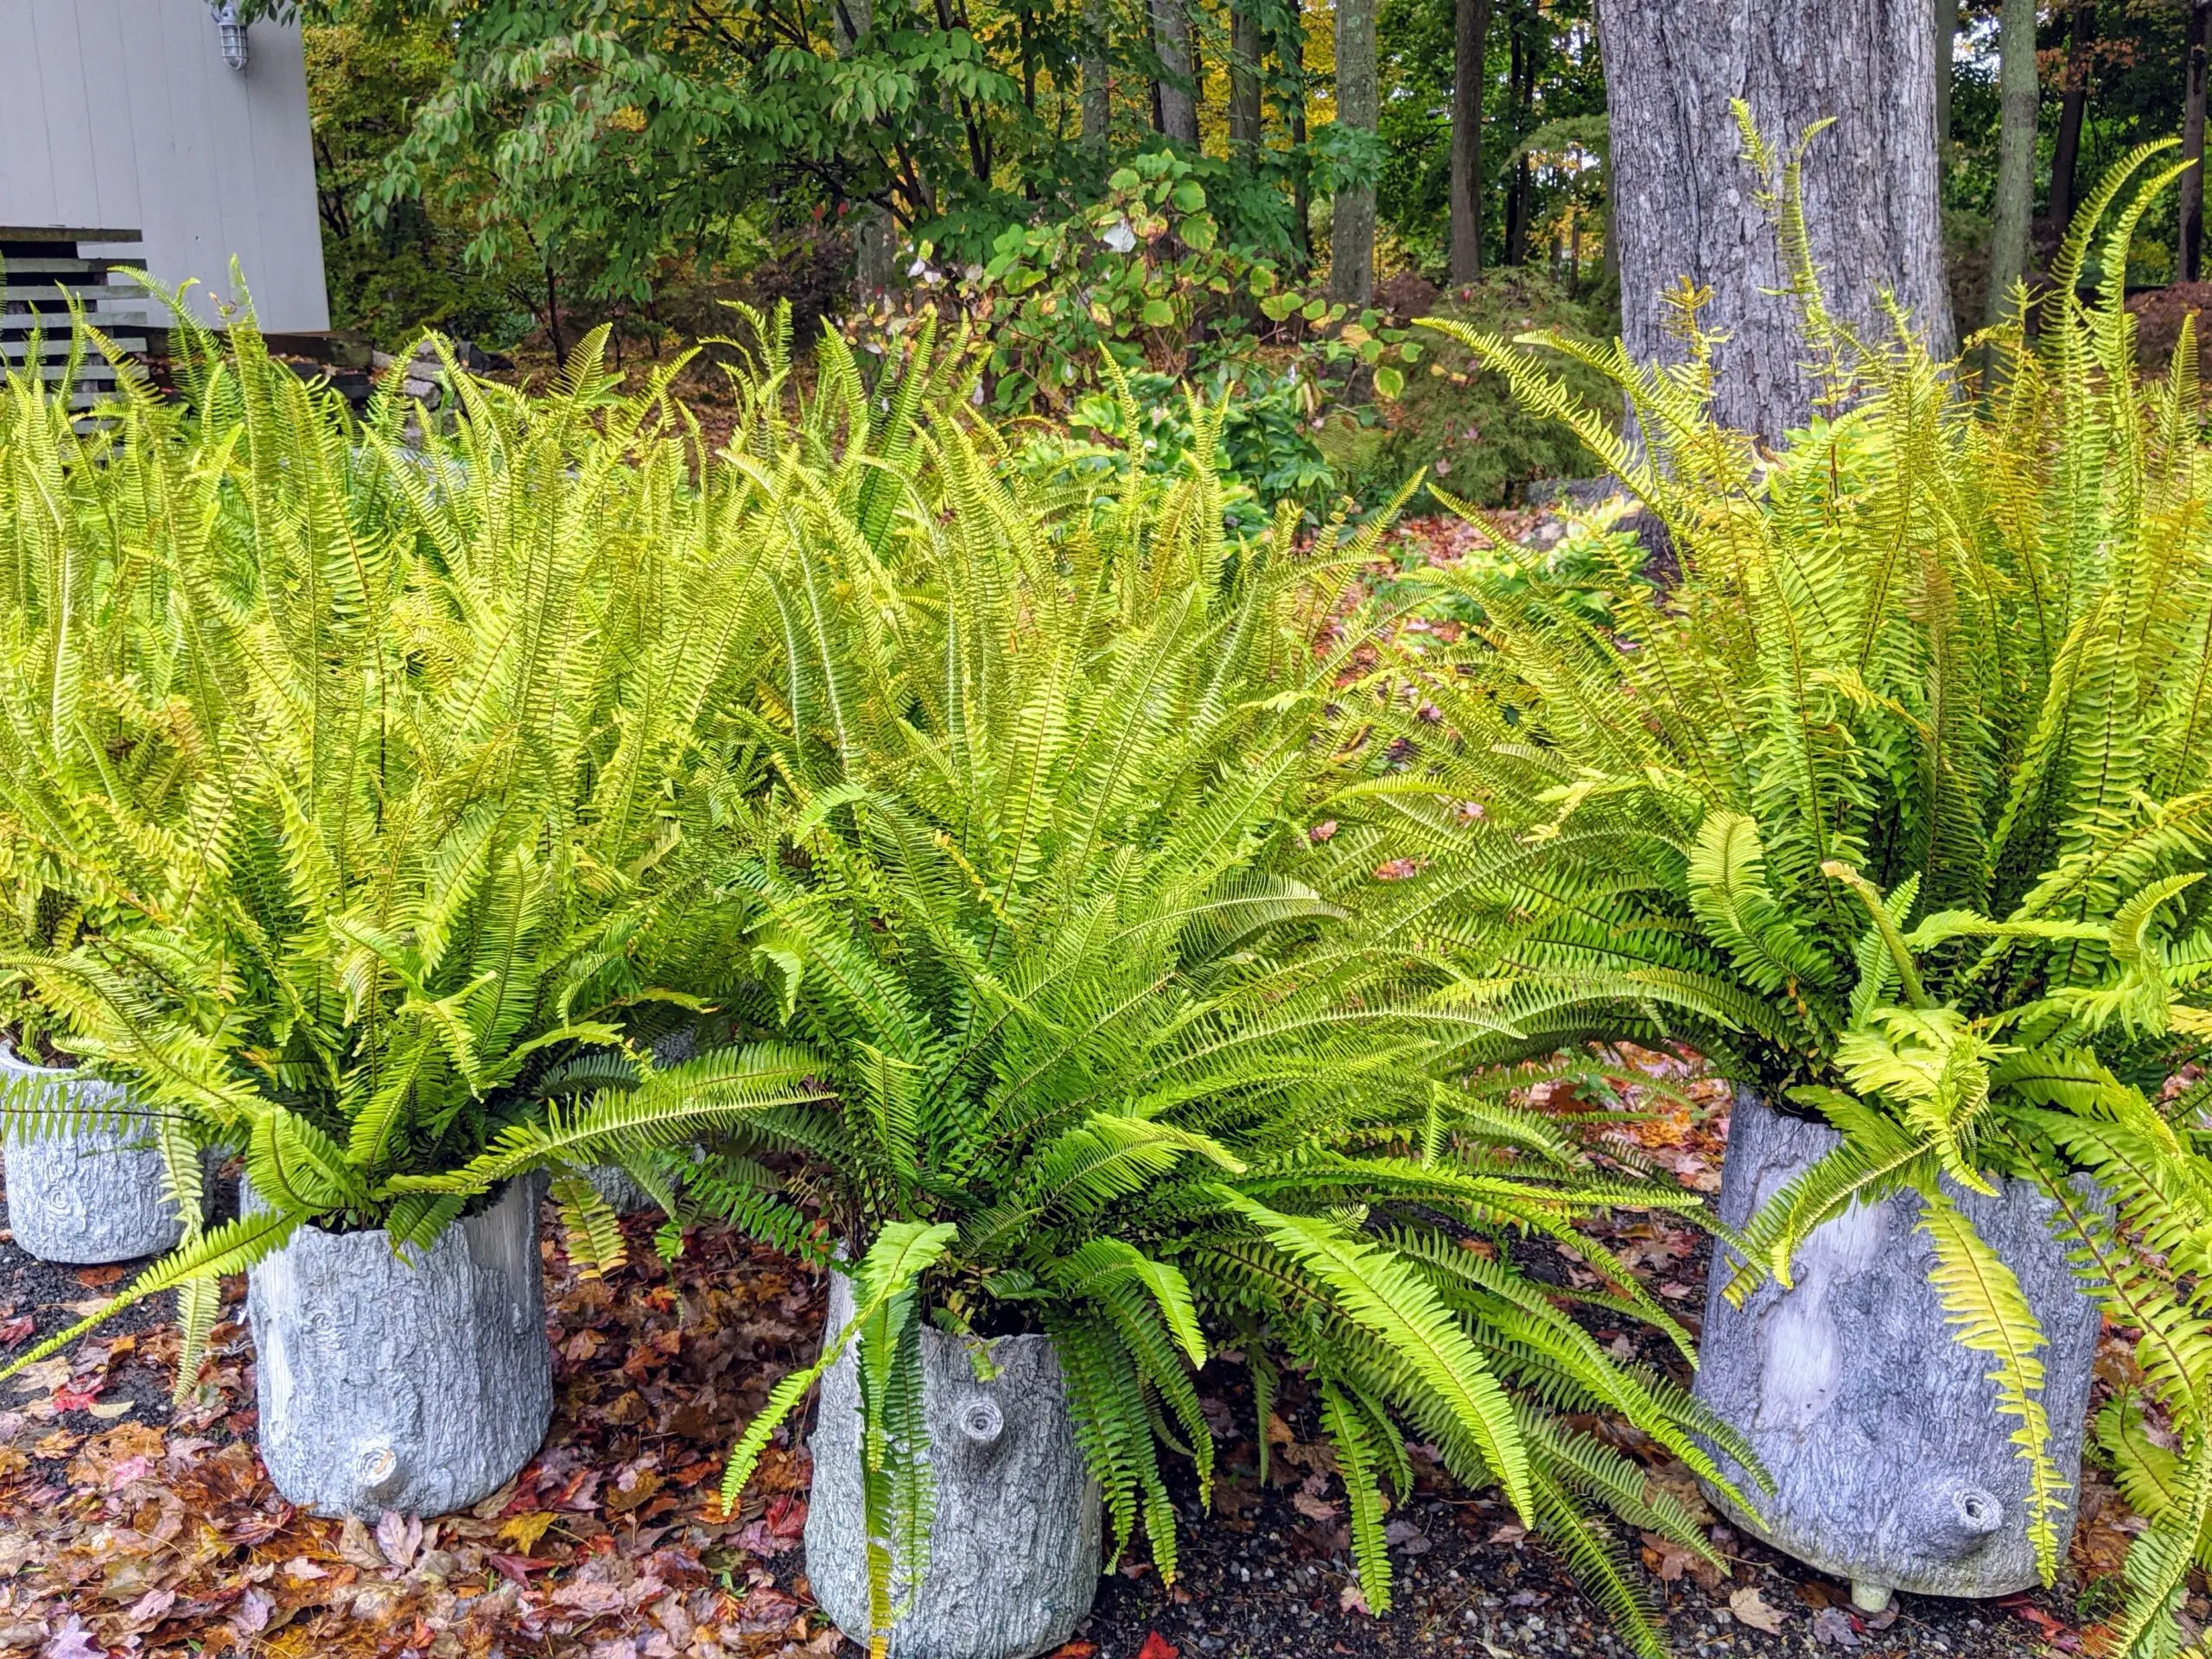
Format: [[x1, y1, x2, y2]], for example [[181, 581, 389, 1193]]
[[805, 1272, 1102, 1658], [1933, 0, 1960, 161], [1694, 1092, 2102, 1603], [1154, 0, 1198, 144], [1449, 0, 1491, 283], [1596, 0, 1955, 444], [1987, 0, 2039, 327], [1330, 0, 1379, 303], [2049, 2, 2095, 235], [2186, 2, 2212, 283], [1230, 3, 1264, 166]]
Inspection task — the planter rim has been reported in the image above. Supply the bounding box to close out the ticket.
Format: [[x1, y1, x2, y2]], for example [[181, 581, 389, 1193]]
[[0, 1040, 78, 1081]]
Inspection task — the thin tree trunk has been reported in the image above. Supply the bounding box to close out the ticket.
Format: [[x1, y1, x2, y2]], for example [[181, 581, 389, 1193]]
[[1503, 15, 1531, 265], [1230, 2, 1265, 164], [2049, 1, 2094, 234], [1083, 0, 1111, 143], [1154, 0, 1198, 143], [1330, 0, 1379, 303], [2187, 2, 2212, 281], [544, 259, 565, 372], [1596, 0, 1954, 444], [1286, 10, 1312, 273], [1449, 0, 1491, 283], [1986, 0, 2038, 326], [1933, 0, 1960, 161], [839, 0, 899, 293]]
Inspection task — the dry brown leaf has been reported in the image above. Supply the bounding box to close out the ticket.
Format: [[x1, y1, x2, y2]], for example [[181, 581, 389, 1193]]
[[1728, 1586, 1789, 1634]]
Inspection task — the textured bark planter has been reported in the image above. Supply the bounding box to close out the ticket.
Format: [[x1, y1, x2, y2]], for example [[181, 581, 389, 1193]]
[[1694, 1089, 2101, 1603], [805, 1273, 1103, 1659], [245, 1173, 552, 1519], [0, 1045, 196, 1264]]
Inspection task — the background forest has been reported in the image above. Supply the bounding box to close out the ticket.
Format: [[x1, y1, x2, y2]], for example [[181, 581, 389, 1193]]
[[293, 0, 2212, 507]]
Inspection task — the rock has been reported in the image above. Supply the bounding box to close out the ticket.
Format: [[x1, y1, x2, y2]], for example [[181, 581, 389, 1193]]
[[1694, 1088, 2101, 1599], [805, 1271, 1102, 1658], [0, 1046, 199, 1264], [245, 1173, 551, 1519]]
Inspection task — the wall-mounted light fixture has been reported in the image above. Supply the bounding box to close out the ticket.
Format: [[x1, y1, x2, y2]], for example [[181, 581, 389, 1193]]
[[208, 1, 249, 71]]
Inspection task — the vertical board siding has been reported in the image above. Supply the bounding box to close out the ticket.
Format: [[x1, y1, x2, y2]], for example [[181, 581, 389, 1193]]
[[0, 0, 329, 331]]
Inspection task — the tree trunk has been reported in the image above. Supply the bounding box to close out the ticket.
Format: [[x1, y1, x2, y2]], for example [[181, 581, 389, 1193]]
[[1287, 10, 1313, 272], [1694, 1092, 2101, 1601], [246, 1174, 553, 1520], [1449, 0, 1491, 283], [837, 0, 899, 291], [0, 1046, 201, 1265], [2048, 1, 2095, 235], [1230, 2, 1264, 165], [1329, 0, 1379, 303], [1503, 17, 1529, 265], [1933, 0, 1960, 161], [1595, 0, 1954, 444], [1154, 0, 1198, 143], [1986, 0, 2038, 327], [2186, 2, 2211, 282], [1082, 0, 1111, 144], [805, 1272, 1103, 1659]]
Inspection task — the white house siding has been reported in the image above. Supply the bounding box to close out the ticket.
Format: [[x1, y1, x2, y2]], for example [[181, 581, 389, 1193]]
[[1, 0, 329, 331]]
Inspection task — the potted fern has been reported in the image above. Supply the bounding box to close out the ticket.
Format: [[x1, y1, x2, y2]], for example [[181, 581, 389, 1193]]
[[1370, 136, 2210, 1611], [0, 323, 819, 1517], [0, 332, 215, 1264], [652, 335, 1753, 1659]]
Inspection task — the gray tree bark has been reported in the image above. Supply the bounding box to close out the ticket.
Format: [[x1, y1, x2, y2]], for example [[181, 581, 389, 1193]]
[[1229, 2, 1265, 166], [246, 1173, 552, 1520], [805, 1273, 1102, 1659], [1594, 0, 1955, 444], [1694, 1091, 2101, 1601], [1987, 0, 2040, 325], [1330, 0, 1379, 304], [1934, 0, 1960, 161], [1153, 0, 1198, 144], [1448, 0, 1491, 283], [1082, 0, 1113, 143], [836, 0, 899, 295], [0, 1046, 198, 1264]]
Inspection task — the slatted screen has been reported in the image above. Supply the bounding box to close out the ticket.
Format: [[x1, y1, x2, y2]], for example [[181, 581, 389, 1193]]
[[1, 227, 151, 408]]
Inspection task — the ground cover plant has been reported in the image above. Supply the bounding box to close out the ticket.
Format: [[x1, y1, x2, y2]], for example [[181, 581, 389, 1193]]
[[1357, 143, 2212, 1655]]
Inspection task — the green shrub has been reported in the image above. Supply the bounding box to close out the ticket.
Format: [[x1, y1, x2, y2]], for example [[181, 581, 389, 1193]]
[[1346, 270, 1620, 509]]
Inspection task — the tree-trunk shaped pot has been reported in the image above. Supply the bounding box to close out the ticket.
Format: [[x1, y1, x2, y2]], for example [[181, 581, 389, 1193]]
[[245, 1173, 552, 1519], [0, 1045, 196, 1264], [1694, 1089, 2101, 1602], [805, 1273, 1103, 1659]]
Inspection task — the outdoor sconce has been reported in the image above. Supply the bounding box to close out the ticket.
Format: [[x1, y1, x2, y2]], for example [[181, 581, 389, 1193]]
[[208, 1, 249, 71]]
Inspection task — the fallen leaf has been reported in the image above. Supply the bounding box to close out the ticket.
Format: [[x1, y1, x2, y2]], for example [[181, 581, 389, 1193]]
[[0, 1318, 32, 1347], [1135, 1636, 1179, 1659], [232, 1588, 273, 1634], [73, 1267, 123, 1289], [498, 1511, 557, 1556], [376, 1510, 423, 1571], [1488, 1522, 1527, 1546], [48, 1380, 103, 1413], [1291, 1490, 1338, 1522], [1339, 1582, 1371, 1615], [1811, 1605, 1861, 1648], [85, 1401, 132, 1421], [41, 1617, 104, 1659], [124, 1588, 177, 1630], [339, 1515, 388, 1572], [1729, 1586, 1788, 1634], [1049, 1645, 1099, 1659]]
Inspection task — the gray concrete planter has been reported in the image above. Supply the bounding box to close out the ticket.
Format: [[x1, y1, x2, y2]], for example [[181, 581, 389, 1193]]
[[1694, 1089, 2101, 1605], [805, 1272, 1103, 1659], [0, 1045, 195, 1264], [245, 1173, 552, 1519]]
